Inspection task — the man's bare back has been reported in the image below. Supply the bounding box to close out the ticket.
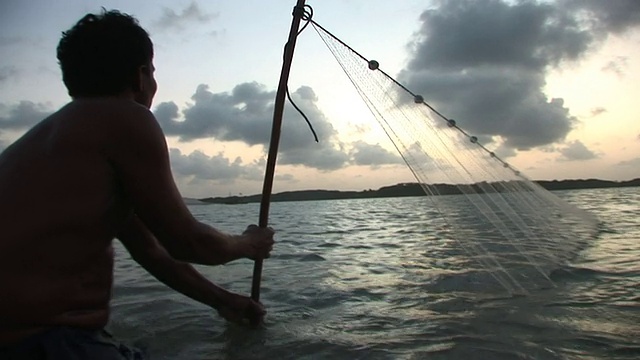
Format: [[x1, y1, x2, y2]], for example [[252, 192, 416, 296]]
[[0, 99, 153, 342]]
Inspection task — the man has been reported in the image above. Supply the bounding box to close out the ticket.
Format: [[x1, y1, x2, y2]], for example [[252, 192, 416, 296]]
[[0, 10, 274, 358]]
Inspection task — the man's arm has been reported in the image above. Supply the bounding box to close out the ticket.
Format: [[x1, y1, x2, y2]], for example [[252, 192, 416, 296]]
[[117, 215, 265, 323], [104, 102, 273, 264]]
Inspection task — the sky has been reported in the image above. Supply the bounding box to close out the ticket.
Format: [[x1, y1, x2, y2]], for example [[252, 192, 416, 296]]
[[1, 0, 639, 198]]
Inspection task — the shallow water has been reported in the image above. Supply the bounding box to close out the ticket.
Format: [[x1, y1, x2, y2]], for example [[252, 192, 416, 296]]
[[109, 187, 640, 359]]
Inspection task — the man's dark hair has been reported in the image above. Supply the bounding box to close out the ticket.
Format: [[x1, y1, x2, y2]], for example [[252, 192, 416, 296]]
[[57, 10, 153, 97]]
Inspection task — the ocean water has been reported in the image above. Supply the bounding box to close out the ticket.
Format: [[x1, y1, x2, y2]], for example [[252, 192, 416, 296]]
[[109, 187, 640, 359]]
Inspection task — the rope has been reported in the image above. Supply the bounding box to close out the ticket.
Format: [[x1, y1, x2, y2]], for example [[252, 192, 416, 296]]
[[285, 5, 318, 143]]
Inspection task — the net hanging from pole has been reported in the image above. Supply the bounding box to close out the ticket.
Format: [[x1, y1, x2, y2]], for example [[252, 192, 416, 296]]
[[309, 20, 599, 296]]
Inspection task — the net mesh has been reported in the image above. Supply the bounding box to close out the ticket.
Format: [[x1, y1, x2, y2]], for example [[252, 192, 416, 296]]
[[311, 21, 599, 296]]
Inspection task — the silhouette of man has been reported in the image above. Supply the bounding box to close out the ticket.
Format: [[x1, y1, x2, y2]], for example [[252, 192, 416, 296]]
[[0, 10, 274, 359]]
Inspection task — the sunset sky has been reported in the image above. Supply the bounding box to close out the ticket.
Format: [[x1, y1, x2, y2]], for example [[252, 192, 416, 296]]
[[1, 0, 639, 198]]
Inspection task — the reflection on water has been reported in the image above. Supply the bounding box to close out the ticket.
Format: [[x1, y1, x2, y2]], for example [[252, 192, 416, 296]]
[[110, 187, 640, 359]]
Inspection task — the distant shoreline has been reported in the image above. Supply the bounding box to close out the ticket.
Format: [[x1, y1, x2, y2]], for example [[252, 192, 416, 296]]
[[195, 178, 639, 204]]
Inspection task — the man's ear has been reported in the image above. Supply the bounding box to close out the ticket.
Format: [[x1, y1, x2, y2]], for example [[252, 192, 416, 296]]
[[132, 65, 146, 92]]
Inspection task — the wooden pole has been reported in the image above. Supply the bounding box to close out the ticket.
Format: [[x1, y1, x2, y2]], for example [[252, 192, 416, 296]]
[[252, 0, 306, 302]]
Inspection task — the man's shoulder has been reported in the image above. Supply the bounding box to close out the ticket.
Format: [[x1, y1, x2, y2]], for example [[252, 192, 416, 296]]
[[80, 98, 154, 120], [85, 99, 167, 158], [65, 98, 158, 134]]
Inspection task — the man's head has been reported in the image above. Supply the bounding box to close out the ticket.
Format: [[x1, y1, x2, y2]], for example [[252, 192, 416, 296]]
[[57, 10, 156, 107]]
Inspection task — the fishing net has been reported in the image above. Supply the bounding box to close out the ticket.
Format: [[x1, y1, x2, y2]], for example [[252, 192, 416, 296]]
[[309, 20, 599, 296]]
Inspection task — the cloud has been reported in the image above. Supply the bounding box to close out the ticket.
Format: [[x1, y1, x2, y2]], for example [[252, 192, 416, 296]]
[[560, 0, 640, 34], [0, 36, 30, 47], [405, 1, 592, 72], [0, 101, 52, 131], [169, 148, 263, 183], [0, 35, 45, 50], [398, 0, 640, 152], [590, 107, 607, 117], [153, 2, 218, 31], [617, 157, 640, 167], [601, 56, 629, 77], [493, 142, 518, 159], [155, 83, 350, 171], [0, 66, 18, 83], [350, 141, 402, 168], [558, 140, 598, 161], [155, 83, 274, 144], [275, 173, 296, 182]]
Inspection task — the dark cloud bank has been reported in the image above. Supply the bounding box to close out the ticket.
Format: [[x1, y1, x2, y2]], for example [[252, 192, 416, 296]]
[[399, 0, 640, 151]]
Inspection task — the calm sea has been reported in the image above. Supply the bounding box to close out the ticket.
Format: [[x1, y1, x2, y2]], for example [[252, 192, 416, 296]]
[[109, 187, 639, 360]]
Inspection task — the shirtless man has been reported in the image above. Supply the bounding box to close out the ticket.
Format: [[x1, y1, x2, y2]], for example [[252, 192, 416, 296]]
[[0, 10, 274, 358]]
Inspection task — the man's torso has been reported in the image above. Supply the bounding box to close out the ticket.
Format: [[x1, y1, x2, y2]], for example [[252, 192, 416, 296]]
[[0, 99, 138, 344]]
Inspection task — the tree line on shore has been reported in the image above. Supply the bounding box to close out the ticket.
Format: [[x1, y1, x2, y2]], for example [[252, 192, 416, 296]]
[[197, 178, 640, 204]]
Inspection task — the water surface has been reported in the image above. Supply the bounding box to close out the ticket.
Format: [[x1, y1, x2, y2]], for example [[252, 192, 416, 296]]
[[109, 187, 640, 359]]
